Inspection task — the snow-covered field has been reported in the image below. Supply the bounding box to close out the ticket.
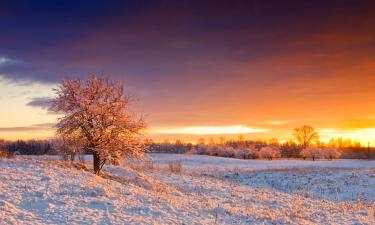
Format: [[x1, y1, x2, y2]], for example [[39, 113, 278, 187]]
[[1, 154, 374, 224]]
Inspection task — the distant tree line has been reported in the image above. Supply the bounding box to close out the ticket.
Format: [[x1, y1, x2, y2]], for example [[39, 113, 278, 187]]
[[0, 139, 53, 155], [148, 139, 193, 154], [147, 125, 375, 160], [1, 125, 374, 160]]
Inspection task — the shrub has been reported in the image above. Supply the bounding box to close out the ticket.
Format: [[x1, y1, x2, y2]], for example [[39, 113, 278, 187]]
[[234, 147, 259, 159], [0, 148, 8, 158], [300, 147, 322, 161], [206, 145, 219, 156], [168, 160, 183, 173], [220, 147, 236, 157], [187, 147, 198, 154], [0, 148, 12, 158], [259, 146, 281, 160], [196, 145, 208, 155], [130, 161, 156, 171], [322, 147, 341, 160]]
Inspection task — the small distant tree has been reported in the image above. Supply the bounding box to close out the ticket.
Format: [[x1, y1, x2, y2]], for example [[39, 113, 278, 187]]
[[238, 135, 245, 147], [0, 140, 6, 158], [322, 147, 341, 160], [259, 146, 281, 160], [293, 125, 319, 148], [234, 146, 259, 159], [300, 147, 322, 161], [50, 75, 146, 174], [208, 137, 216, 145], [218, 136, 226, 145], [197, 137, 206, 145], [0, 148, 9, 158], [187, 147, 198, 155]]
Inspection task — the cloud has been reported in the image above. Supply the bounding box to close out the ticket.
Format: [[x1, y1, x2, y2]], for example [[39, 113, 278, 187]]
[[0, 123, 55, 132], [0, 56, 23, 67], [0, 0, 374, 138], [26, 97, 53, 109], [152, 125, 268, 135], [266, 120, 292, 125], [0, 57, 10, 65]]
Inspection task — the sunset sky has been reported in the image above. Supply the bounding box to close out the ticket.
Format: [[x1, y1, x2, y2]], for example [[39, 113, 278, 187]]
[[0, 0, 374, 145]]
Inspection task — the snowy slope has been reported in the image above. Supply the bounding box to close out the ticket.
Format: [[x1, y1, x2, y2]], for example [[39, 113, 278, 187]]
[[1, 155, 374, 224]]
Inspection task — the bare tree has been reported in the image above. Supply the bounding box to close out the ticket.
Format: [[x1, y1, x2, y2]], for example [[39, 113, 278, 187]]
[[50, 75, 146, 174], [51, 131, 85, 161], [293, 125, 319, 148]]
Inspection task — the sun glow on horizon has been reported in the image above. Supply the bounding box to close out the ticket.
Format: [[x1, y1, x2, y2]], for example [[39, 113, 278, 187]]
[[319, 128, 375, 146], [152, 125, 268, 135]]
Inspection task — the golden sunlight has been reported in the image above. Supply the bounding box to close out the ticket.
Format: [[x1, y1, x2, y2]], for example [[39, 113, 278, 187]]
[[319, 128, 375, 146], [152, 125, 268, 135]]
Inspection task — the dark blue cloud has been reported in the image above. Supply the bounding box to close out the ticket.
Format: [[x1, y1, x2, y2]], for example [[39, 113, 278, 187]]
[[0, 0, 373, 87], [26, 97, 52, 109], [0, 0, 374, 128]]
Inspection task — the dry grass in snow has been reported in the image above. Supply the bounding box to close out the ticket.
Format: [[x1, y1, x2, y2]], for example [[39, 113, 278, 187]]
[[0, 154, 374, 224]]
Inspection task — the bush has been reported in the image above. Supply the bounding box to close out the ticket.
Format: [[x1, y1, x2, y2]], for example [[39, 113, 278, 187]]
[[259, 146, 281, 160], [300, 147, 323, 161], [129, 161, 156, 171], [205, 145, 237, 158], [187, 147, 198, 154], [322, 147, 341, 160], [0, 148, 7, 158], [188, 144, 261, 159], [168, 160, 183, 173], [206, 145, 220, 156], [234, 147, 259, 159], [0, 148, 12, 158], [196, 145, 208, 155], [220, 147, 236, 157]]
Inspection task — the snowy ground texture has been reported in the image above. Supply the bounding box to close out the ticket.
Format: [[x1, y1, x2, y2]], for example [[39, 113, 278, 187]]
[[0, 154, 374, 225]]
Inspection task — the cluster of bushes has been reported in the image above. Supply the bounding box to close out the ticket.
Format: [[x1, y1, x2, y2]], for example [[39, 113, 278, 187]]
[[300, 147, 341, 160], [186, 144, 344, 161], [188, 144, 282, 160], [1, 137, 374, 160], [147, 137, 375, 160]]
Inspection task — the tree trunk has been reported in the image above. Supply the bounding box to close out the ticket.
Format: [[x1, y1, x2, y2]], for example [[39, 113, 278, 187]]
[[70, 154, 75, 162], [93, 151, 100, 174]]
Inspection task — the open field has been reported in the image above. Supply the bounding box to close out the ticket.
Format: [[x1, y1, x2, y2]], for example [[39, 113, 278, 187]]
[[1, 154, 374, 224]]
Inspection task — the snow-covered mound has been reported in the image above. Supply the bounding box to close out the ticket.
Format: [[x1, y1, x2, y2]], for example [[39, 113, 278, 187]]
[[1, 155, 374, 224]]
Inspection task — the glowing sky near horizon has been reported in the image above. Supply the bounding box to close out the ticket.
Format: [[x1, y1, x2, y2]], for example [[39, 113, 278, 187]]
[[0, 1, 374, 145]]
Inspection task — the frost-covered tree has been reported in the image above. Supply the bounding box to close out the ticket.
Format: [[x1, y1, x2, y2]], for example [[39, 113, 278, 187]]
[[50, 75, 146, 174], [234, 146, 259, 159], [293, 125, 319, 148], [322, 147, 341, 160], [300, 147, 322, 161], [259, 146, 281, 160]]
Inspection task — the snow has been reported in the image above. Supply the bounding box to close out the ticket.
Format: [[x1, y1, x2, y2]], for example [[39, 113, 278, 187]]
[[1, 154, 374, 224], [146, 153, 375, 170]]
